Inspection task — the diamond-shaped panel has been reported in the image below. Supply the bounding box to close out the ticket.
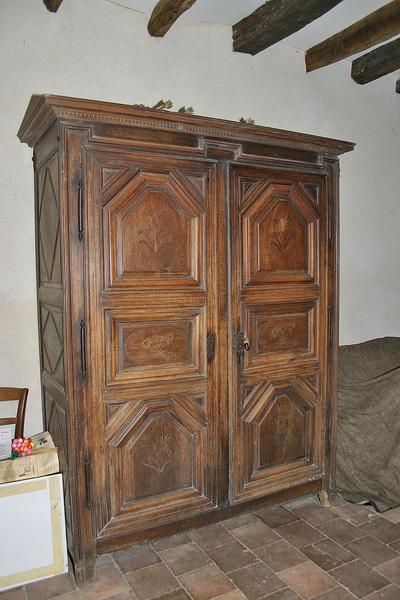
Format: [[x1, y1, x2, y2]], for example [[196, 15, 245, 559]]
[[39, 165, 61, 284], [42, 307, 64, 386]]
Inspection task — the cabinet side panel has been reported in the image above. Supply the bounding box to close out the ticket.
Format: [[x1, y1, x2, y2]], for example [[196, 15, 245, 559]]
[[34, 125, 74, 552]]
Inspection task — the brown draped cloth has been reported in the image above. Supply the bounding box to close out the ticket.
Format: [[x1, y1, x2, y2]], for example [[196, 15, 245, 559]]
[[336, 337, 400, 511]]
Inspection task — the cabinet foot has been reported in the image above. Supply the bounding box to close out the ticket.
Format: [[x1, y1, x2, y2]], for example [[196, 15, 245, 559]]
[[73, 559, 96, 587], [318, 490, 332, 507]]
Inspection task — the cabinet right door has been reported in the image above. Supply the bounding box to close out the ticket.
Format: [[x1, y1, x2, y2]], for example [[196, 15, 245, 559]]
[[229, 164, 330, 504]]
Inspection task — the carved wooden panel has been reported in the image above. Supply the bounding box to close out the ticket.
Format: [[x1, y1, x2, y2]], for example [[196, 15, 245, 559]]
[[105, 308, 205, 384], [37, 154, 62, 285], [243, 302, 316, 371], [237, 176, 320, 286], [233, 377, 321, 501], [44, 389, 71, 528], [230, 164, 327, 505], [102, 170, 205, 288], [84, 152, 220, 539], [105, 395, 211, 527], [41, 305, 64, 387]]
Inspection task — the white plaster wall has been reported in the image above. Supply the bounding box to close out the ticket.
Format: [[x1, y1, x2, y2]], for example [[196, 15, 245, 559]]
[[1, 0, 399, 435]]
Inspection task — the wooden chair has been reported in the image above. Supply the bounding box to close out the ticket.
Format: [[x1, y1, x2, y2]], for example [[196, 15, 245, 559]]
[[0, 387, 28, 439]]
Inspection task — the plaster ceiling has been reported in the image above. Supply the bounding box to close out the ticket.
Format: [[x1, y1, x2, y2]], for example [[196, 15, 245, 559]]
[[105, 0, 391, 51]]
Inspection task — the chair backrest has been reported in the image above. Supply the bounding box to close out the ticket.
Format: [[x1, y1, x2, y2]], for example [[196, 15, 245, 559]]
[[0, 387, 28, 439]]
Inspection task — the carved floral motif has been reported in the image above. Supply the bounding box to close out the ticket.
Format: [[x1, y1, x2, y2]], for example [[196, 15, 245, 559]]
[[142, 432, 172, 475], [270, 321, 297, 347], [137, 207, 174, 257], [142, 334, 174, 359], [271, 213, 292, 253]]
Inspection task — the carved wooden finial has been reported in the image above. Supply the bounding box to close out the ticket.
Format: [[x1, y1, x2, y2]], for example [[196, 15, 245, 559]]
[[239, 117, 255, 125], [178, 106, 194, 114], [152, 99, 173, 110]]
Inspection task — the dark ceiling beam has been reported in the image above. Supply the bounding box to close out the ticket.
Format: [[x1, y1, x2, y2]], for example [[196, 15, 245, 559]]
[[306, 0, 400, 72], [43, 0, 63, 12], [233, 0, 344, 56], [148, 0, 197, 37], [351, 37, 400, 84]]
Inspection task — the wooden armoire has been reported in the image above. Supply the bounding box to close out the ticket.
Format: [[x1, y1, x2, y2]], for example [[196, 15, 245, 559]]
[[18, 95, 354, 583]]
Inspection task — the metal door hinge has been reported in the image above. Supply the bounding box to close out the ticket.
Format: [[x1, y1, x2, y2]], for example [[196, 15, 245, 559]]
[[327, 307, 333, 349], [80, 319, 87, 381], [328, 199, 334, 246], [207, 331, 216, 361], [78, 178, 84, 241], [83, 451, 92, 510]]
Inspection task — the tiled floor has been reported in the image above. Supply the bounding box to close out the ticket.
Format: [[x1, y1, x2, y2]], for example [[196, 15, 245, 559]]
[[2, 496, 400, 600]]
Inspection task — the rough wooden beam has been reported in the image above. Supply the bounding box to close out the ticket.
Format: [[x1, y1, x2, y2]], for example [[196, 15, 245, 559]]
[[148, 0, 197, 37], [233, 0, 344, 56], [43, 0, 63, 12], [306, 0, 400, 72], [352, 37, 400, 84]]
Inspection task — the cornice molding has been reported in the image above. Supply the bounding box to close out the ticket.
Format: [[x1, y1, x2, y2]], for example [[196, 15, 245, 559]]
[[18, 95, 355, 156]]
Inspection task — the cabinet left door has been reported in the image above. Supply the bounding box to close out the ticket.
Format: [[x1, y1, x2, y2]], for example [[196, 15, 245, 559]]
[[83, 148, 225, 546]]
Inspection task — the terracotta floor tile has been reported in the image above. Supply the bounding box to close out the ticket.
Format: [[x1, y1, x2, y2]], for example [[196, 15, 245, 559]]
[[79, 565, 131, 600], [51, 593, 81, 600], [230, 521, 280, 550], [332, 503, 379, 525], [255, 506, 299, 529], [222, 514, 258, 531], [330, 559, 389, 598], [95, 554, 115, 568], [283, 496, 319, 510], [211, 591, 247, 600], [0, 587, 27, 600], [188, 524, 235, 549], [363, 585, 400, 599], [259, 589, 301, 600], [151, 590, 190, 600], [389, 538, 400, 551], [289, 504, 337, 526], [345, 535, 398, 567], [26, 573, 76, 600], [228, 562, 285, 599], [317, 518, 363, 545], [159, 542, 210, 575], [255, 540, 307, 572], [276, 520, 326, 549], [179, 565, 235, 600], [313, 587, 356, 599], [376, 556, 400, 586], [304, 538, 355, 571], [381, 506, 400, 524], [360, 519, 400, 543], [102, 592, 135, 600], [206, 540, 258, 573], [279, 561, 335, 599], [151, 532, 192, 552], [125, 563, 179, 600], [113, 544, 160, 573], [302, 543, 347, 572]]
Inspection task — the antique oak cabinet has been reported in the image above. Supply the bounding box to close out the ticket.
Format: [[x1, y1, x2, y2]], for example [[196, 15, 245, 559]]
[[18, 95, 354, 583]]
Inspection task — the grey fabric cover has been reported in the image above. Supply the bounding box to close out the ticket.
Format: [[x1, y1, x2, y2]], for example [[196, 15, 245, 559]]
[[336, 337, 400, 511]]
